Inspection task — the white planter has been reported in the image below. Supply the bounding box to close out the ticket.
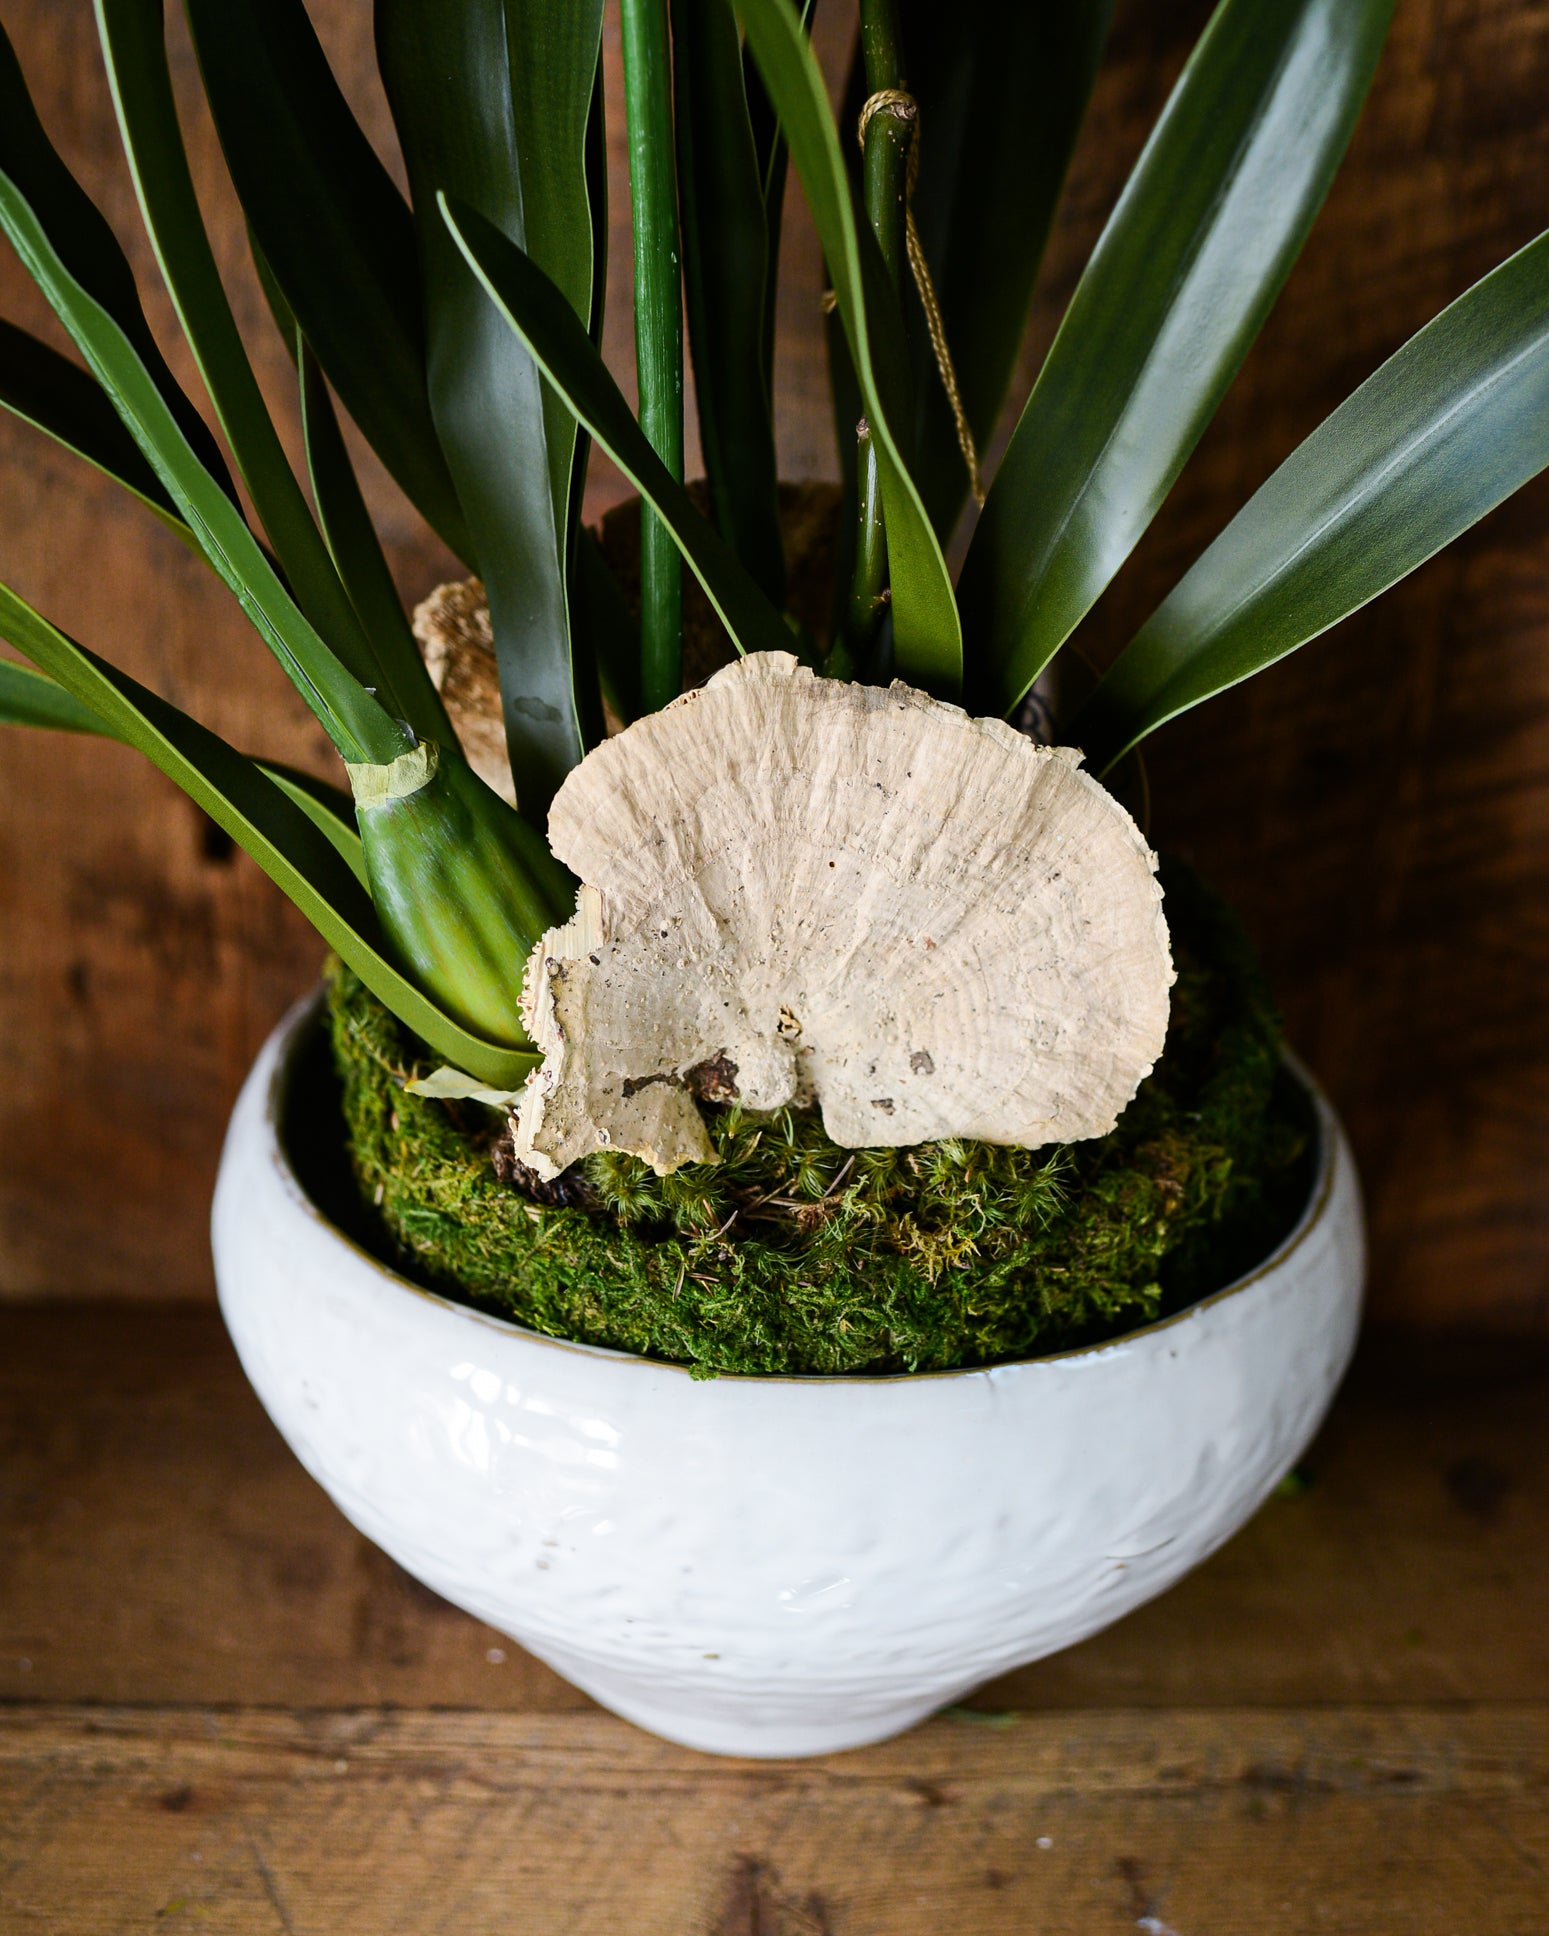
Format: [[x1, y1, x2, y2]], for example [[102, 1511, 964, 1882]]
[[213, 994, 1364, 1759]]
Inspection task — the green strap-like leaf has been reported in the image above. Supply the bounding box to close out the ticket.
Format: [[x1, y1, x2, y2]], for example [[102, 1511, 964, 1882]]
[[248, 227, 300, 352], [443, 197, 799, 662], [0, 654, 107, 735], [1079, 230, 1549, 770], [95, 0, 389, 695], [576, 526, 641, 727], [0, 165, 407, 766], [959, 0, 1394, 718], [0, 587, 535, 1085], [1, 655, 369, 884], [0, 20, 234, 497], [297, 338, 453, 746], [622, 0, 686, 714], [0, 317, 186, 533], [257, 764, 368, 886], [901, 0, 1112, 540], [377, 0, 605, 822], [742, 0, 813, 404], [504, 0, 611, 531], [183, 0, 472, 562], [672, 0, 785, 604], [735, 0, 962, 697]]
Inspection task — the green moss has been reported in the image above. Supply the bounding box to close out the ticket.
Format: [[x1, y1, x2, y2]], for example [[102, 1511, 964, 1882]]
[[325, 862, 1312, 1377]]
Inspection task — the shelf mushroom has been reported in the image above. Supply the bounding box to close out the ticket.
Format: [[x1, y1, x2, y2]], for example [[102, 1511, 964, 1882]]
[[513, 653, 1174, 1178]]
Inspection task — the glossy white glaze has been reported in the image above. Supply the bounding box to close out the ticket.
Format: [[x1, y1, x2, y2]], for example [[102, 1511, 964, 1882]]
[[213, 996, 1364, 1758]]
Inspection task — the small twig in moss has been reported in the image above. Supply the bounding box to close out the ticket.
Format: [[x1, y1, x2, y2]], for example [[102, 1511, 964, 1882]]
[[824, 1154, 857, 1198]]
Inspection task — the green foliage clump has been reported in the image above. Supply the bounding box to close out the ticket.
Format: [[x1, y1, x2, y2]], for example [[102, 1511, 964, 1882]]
[[322, 864, 1311, 1378]]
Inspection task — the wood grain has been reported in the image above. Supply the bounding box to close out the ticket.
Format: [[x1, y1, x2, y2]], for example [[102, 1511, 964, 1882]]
[[3, 1703, 1546, 1934], [1, 0, 1548, 1331]]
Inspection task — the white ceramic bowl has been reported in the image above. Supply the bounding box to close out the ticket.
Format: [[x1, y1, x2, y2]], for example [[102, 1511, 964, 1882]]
[[213, 995, 1364, 1759]]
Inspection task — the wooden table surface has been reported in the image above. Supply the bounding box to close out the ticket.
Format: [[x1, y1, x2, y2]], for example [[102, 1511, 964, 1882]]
[[1, 1305, 1546, 1934]]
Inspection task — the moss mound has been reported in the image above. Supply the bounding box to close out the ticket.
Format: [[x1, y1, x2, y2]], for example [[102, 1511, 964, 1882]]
[[325, 863, 1312, 1377]]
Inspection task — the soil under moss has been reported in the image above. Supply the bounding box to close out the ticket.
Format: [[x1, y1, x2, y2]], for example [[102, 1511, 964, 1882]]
[[323, 862, 1313, 1378]]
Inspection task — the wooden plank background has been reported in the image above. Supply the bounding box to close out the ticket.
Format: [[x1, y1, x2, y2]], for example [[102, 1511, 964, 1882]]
[[1, 0, 1547, 1331]]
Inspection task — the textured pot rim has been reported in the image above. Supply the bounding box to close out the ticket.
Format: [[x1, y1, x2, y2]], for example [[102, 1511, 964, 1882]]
[[263, 988, 1338, 1387]]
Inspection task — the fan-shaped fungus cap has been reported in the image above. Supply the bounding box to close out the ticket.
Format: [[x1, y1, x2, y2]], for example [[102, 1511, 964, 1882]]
[[514, 653, 1173, 1178]]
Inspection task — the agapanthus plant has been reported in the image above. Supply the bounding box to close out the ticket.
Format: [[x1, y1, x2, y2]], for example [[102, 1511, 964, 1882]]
[[0, 0, 1545, 1110]]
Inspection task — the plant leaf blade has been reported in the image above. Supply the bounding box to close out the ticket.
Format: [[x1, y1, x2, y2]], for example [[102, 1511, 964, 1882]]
[[297, 336, 453, 744], [0, 18, 234, 495], [183, 0, 472, 561], [95, 0, 385, 693], [377, 0, 605, 820], [442, 196, 798, 661], [0, 586, 534, 1086], [0, 656, 367, 884], [0, 317, 193, 539], [901, 0, 1112, 539], [672, 0, 785, 602], [960, 0, 1394, 717], [0, 655, 110, 735], [0, 164, 407, 765], [1079, 230, 1549, 768]]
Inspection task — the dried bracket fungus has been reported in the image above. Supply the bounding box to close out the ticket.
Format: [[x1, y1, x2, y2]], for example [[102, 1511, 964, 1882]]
[[514, 653, 1174, 1178]]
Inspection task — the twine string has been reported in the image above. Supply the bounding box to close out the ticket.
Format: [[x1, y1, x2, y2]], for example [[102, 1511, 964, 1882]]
[[856, 87, 984, 506]]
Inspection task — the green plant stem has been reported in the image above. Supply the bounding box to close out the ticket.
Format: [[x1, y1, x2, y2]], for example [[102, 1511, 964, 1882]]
[[843, 0, 911, 666], [846, 415, 889, 647], [859, 0, 910, 297], [621, 0, 684, 712]]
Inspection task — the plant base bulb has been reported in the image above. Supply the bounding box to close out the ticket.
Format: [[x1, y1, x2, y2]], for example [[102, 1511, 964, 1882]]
[[348, 741, 575, 1046]]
